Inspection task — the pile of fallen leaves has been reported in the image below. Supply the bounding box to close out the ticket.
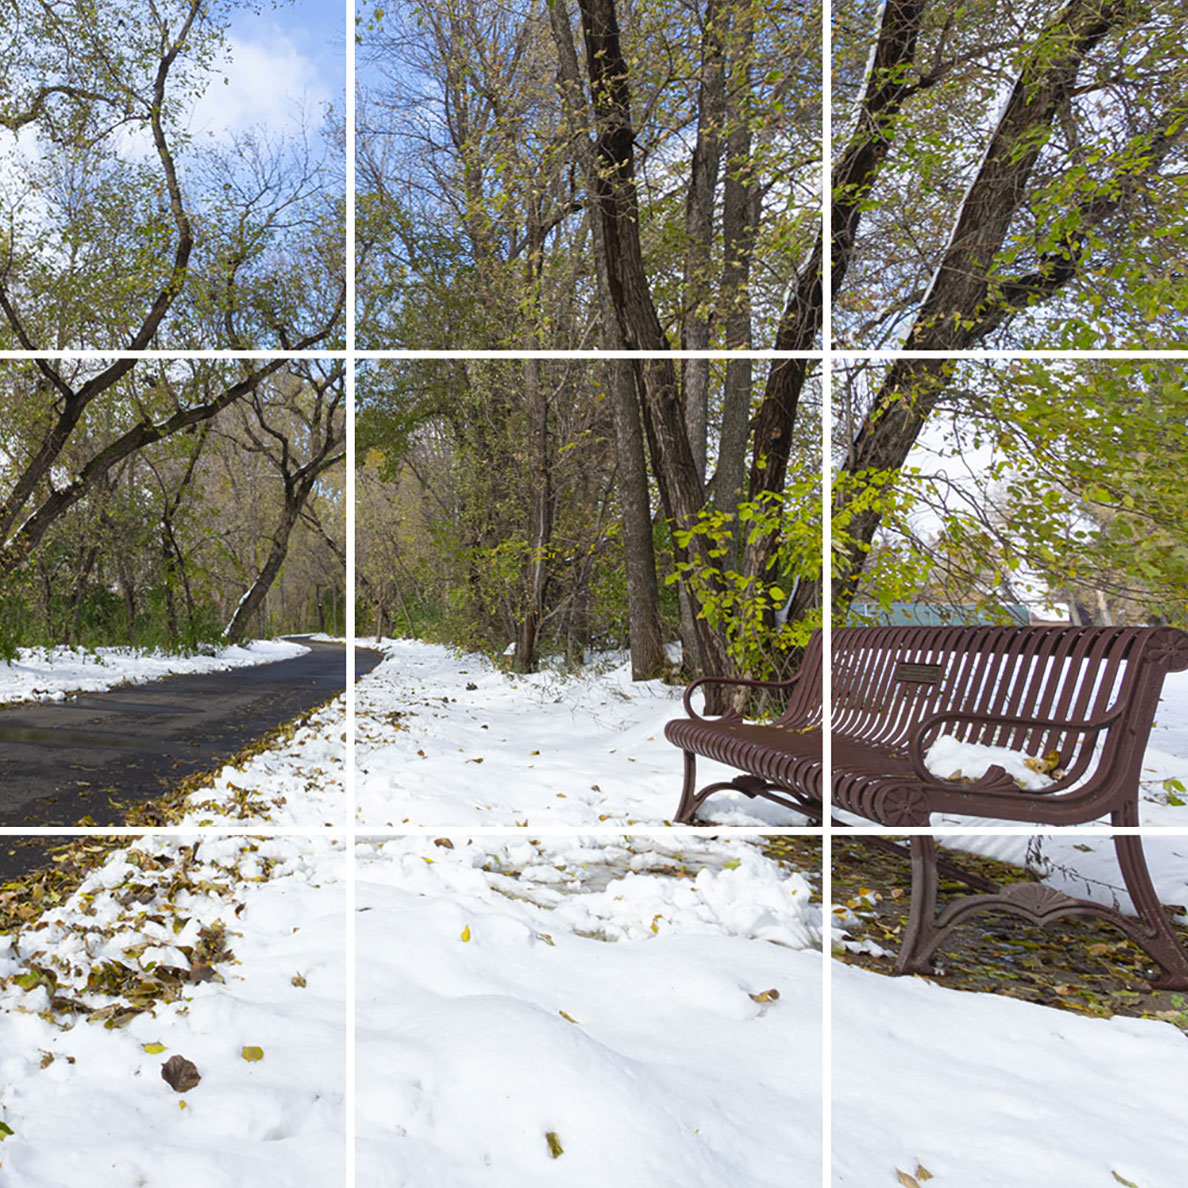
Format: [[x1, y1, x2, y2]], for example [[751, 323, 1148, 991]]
[[0, 837, 276, 1030], [832, 839, 1188, 1031]]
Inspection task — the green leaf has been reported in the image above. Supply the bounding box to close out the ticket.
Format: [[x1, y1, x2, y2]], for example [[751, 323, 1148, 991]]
[[546, 1131, 564, 1159], [0, 1120, 13, 1140]]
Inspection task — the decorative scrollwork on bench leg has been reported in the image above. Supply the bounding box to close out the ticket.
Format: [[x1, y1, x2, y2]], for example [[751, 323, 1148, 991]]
[[673, 752, 823, 824], [891, 835, 1188, 990]]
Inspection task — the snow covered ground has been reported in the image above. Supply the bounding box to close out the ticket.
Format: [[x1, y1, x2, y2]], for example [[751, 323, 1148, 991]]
[[356, 833, 821, 1188], [1, 636, 1186, 1186], [355, 639, 807, 827], [0, 637, 310, 704], [832, 958, 1188, 1188], [833, 670, 1188, 1188], [0, 680, 348, 1185], [0, 833, 347, 1187], [174, 694, 347, 829]]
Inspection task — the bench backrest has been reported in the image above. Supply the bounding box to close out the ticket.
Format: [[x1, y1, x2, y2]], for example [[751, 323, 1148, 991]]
[[830, 625, 1188, 781], [775, 629, 827, 728]]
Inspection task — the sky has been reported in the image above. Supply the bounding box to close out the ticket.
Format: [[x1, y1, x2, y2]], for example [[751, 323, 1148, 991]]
[[189, 0, 347, 141]]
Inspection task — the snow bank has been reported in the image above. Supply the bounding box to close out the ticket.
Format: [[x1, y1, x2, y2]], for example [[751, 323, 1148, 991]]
[[0, 638, 310, 704], [834, 960, 1188, 1187], [175, 694, 346, 828], [356, 833, 822, 1187]]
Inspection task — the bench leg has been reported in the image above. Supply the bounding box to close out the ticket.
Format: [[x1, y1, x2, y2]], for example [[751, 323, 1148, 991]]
[[893, 836, 941, 976], [673, 752, 821, 824], [887, 832, 1188, 990], [674, 751, 700, 823], [1112, 833, 1188, 990]]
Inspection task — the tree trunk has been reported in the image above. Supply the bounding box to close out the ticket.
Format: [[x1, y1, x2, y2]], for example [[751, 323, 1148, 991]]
[[224, 487, 306, 645], [549, 0, 666, 680], [514, 205, 551, 674], [714, 0, 759, 559], [606, 357, 668, 678], [681, 0, 725, 480], [827, 0, 1135, 615], [577, 0, 731, 683]]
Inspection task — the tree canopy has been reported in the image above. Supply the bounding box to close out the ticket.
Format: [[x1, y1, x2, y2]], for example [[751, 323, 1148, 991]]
[[0, 0, 344, 351]]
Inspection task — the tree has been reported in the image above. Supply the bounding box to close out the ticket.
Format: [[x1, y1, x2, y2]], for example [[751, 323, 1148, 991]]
[[834, 357, 1188, 629], [358, 0, 821, 680], [828, 0, 1188, 610], [221, 362, 347, 643], [0, 360, 344, 656], [0, 0, 344, 352]]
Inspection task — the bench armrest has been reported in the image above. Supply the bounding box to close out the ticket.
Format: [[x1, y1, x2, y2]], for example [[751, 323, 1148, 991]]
[[682, 673, 802, 722], [907, 705, 1126, 784]]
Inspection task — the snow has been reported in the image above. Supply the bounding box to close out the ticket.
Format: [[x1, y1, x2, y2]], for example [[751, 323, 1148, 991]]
[[833, 960, 1188, 1188], [0, 678, 349, 1184], [1, 633, 1187, 1185], [0, 638, 310, 705], [356, 833, 822, 1187], [355, 639, 807, 827], [174, 695, 346, 829], [0, 834, 346, 1187]]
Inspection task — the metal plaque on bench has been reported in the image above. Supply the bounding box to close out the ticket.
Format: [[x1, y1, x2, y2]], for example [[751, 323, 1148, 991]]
[[895, 661, 945, 685]]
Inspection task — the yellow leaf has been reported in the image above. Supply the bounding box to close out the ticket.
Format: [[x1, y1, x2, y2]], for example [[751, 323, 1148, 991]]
[[546, 1131, 564, 1159], [915, 1166, 934, 1182], [896, 1172, 920, 1188], [460, 925, 471, 942], [241, 1046, 265, 1062], [142, 1042, 167, 1054], [559, 1010, 579, 1025], [178, 1101, 187, 1111]]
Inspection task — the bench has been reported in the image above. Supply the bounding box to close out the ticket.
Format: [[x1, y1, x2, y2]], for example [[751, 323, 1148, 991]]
[[664, 625, 1188, 988]]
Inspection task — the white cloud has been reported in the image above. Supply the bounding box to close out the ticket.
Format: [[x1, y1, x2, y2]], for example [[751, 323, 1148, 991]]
[[189, 31, 333, 141]]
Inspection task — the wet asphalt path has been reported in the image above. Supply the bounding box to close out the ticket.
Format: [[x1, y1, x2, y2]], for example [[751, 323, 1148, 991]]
[[0, 640, 382, 847]]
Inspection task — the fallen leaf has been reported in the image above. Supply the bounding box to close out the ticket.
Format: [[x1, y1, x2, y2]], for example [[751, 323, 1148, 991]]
[[291, 973, 307, 988], [915, 1166, 933, 1182], [896, 1171, 920, 1188], [460, 924, 472, 942], [241, 1046, 265, 1062], [559, 1010, 580, 1024], [546, 1131, 564, 1159], [748, 988, 781, 1004], [142, 1042, 167, 1054], [161, 1055, 201, 1092]]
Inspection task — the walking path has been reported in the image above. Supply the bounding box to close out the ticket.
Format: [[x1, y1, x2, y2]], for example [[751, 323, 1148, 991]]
[[0, 639, 379, 842]]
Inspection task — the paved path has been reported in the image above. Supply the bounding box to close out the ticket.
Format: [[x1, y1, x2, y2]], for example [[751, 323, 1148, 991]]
[[0, 641, 381, 868]]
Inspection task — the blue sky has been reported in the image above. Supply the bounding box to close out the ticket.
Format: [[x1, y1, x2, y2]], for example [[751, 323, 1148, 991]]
[[188, 0, 348, 140], [230, 0, 348, 100]]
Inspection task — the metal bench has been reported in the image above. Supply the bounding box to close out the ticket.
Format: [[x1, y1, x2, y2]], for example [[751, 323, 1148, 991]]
[[665, 624, 1188, 988]]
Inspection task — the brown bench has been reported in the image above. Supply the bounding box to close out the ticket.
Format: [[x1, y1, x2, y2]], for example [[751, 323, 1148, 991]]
[[665, 625, 1188, 988]]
